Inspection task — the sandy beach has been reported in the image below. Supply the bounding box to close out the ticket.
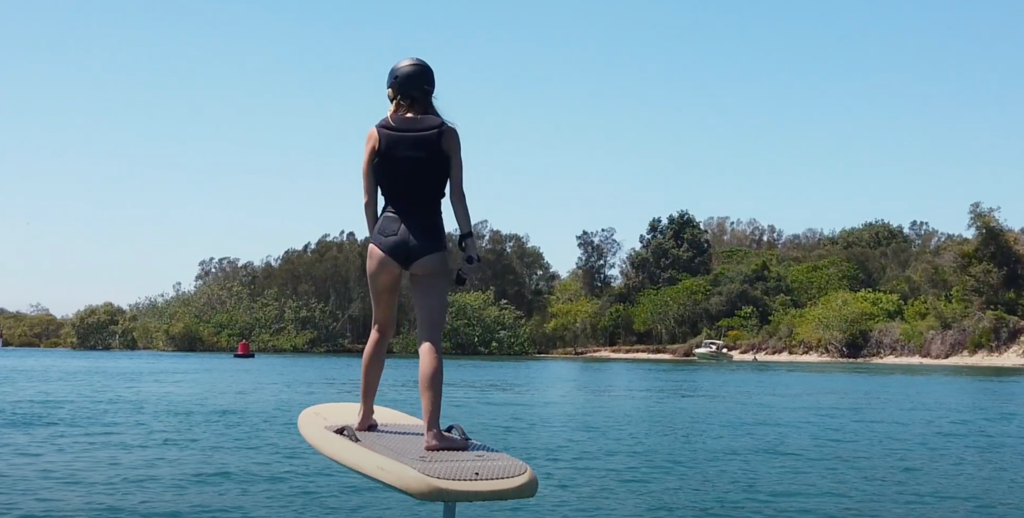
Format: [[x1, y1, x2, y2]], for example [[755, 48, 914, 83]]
[[571, 344, 1024, 368]]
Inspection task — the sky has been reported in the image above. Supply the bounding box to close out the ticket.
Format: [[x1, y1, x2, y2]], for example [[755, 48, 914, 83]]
[[2, 0, 1022, 316]]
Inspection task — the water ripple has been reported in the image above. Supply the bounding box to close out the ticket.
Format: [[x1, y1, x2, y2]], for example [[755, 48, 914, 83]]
[[1, 348, 1023, 517]]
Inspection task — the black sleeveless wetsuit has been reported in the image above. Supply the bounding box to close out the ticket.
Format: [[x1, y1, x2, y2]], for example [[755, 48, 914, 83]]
[[370, 114, 452, 270]]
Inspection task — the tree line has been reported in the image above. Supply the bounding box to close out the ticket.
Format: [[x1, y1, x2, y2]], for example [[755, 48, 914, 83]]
[[3, 201, 1023, 359]]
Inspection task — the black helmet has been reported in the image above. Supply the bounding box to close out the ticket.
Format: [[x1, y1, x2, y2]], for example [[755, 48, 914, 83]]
[[386, 57, 435, 100]]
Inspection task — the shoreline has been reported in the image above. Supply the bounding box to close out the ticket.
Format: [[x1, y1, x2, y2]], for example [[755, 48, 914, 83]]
[[552, 345, 1024, 368], [6, 344, 1024, 368]]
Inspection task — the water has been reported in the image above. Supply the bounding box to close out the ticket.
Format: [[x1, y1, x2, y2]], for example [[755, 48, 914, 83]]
[[1, 348, 1023, 518]]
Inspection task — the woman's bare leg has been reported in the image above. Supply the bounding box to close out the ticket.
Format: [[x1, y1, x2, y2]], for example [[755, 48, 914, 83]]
[[356, 243, 403, 431], [408, 251, 468, 451]]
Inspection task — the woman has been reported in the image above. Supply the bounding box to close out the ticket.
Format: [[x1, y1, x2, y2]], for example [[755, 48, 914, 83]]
[[355, 58, 479, 451]]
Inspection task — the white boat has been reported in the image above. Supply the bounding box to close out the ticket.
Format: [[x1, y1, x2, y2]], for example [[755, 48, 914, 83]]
[[693, 339, 732, 361]]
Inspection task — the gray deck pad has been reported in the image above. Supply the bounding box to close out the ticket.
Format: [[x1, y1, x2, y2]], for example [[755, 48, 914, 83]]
[[326, 423, 529, 482]]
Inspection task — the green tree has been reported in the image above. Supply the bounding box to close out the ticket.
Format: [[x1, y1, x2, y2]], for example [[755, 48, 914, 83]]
[[955, 202, 1024, 315], [631, 277, 712, 344], [18, 200, 1023, 359], [442, 290, 532, 355], [574, 227, 622, 298], [785, 257, 861, 307], [789, 290, 904, 358], [544, 272, 601, 354], [620, 209, 713, 300], [0, 308, 69, 347], [70, 302, 131, 350]]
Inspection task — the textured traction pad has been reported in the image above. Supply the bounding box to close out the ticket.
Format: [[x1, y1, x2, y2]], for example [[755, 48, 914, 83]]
[[326, 423, 529, 482]]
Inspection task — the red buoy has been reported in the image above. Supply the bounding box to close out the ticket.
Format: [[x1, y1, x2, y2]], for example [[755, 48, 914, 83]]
[[233, 339, 255, 358]]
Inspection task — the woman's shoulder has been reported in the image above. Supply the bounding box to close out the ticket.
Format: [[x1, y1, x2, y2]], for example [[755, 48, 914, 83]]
[[440, 124, 460, 153], [441, 122, 459, 138]]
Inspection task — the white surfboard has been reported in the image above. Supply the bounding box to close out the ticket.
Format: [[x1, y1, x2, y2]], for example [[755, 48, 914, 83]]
[[297, 402, 538, 515]]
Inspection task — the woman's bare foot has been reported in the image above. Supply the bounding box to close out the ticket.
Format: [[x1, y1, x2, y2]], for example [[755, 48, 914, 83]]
[[424, 429, 469, 451], [354, 412, 378, 431]]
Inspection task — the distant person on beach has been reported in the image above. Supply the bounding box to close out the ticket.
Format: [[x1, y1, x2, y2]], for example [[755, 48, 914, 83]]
[[354, 58, 479, 451]]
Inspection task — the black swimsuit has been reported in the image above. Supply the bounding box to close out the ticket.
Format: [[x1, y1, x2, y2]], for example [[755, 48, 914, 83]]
[[370, 114, 451, 270]]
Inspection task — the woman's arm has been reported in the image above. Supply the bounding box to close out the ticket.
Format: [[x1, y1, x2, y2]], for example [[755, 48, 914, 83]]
[[362, 127, 379, 236], [444, 126, 474, 244]]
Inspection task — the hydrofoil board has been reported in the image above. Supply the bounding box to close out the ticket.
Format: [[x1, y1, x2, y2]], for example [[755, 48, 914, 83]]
[[297, 402, 538, 504]]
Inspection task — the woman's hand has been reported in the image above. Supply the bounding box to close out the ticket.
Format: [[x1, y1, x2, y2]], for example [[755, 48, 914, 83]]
[[453, 234, 480, 286], [460, 238, 480, 275]]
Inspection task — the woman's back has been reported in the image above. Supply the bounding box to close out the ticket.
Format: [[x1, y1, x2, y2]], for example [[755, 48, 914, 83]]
[[373, 114, 451, 223]]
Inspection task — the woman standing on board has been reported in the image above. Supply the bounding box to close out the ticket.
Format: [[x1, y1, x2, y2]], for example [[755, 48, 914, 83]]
[[355, 58, 479, 451]]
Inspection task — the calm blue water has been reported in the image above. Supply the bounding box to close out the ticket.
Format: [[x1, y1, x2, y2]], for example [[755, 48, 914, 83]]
[[2, 348, 1023, 518]]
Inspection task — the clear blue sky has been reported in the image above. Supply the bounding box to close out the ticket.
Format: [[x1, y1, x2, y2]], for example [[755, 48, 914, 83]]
[[2, 0, 1022, 316]]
